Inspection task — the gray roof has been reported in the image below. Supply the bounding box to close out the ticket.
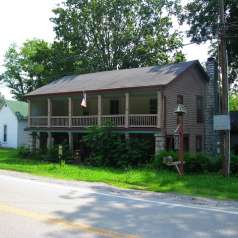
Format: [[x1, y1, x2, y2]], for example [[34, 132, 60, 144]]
[[27, 60, 205, 97]]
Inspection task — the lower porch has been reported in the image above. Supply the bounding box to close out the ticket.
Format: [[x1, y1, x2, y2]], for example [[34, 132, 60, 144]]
[[30, 130, 166, 157]]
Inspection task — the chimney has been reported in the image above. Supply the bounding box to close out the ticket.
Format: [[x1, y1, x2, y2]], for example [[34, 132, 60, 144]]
[[204, 57, 219, 154]]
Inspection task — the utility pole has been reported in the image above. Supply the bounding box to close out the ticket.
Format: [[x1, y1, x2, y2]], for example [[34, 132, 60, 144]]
[[219, 0, 230, 176]]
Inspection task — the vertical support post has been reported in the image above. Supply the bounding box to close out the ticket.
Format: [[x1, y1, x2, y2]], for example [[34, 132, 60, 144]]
[[36, 132, 40, 150], [47, 132, 52, 150], [125, 132, 130, 140], [98, 95, 102, 126], [68, 97, 72, 128], [27, 99, 31, 127], [154, 133, 165, 154], [68, 132, 73, 152], [125, 92, 129, 128], [157, 91, 162, 128], [47, 98, 51, 128]]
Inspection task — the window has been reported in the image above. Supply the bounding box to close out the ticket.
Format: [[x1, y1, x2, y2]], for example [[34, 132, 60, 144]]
[[3, 125, 7, 142], [110, 100, 119, 115], [183, 134, 190, 152], [196, 96, 204, 123], [177, 95, 183, 104], [149, 99, 157, 114], [196, 135, 203, 152]]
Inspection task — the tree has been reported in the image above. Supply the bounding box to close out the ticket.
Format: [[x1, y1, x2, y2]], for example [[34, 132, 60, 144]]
[[181, 0, 238, 88], [230, 93, 238, 111], [51, 0, 185, 73], [0, 40, 75, 101]]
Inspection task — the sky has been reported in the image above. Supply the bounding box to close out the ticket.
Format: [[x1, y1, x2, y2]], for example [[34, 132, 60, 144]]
[[0, 0, 210, 99]]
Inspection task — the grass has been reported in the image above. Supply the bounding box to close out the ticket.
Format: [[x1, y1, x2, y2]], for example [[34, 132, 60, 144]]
[[0, 148, 238, 200]]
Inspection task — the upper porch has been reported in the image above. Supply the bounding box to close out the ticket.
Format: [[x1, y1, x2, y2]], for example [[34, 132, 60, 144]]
[[28, 90, 164, 129]]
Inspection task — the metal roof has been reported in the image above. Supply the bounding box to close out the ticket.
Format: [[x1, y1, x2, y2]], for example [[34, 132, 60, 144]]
[[5, 100, 28, 120], [26, 60, 204, 97]]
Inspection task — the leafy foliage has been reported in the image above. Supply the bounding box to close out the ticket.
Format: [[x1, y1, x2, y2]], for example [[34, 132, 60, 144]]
[[82, 126, 152, 168], [0, 40, 77, 101], [51, 0, 185, 73], [230, 93, 238, 111], [154, 151, 223, 174], [180, 0, 238, 87]]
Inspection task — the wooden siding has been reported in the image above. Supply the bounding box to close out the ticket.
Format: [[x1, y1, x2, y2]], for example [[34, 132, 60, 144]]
[[163, 66, 207, 152]]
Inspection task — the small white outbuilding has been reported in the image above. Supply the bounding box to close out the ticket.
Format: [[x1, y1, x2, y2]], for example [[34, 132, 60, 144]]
[[0, 100, 29, 148]]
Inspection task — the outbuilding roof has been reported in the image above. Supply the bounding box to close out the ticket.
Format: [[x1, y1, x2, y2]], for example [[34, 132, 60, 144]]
[[26, 60, 207, 97], [5, 100, 28, 120]]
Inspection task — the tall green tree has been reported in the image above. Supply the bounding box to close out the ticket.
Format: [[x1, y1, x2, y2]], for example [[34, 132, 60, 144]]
[[51, 0, 185, 73], [230, 93, 238, 111], [181, 0, 238, 88], [0, 40, 75, 101]]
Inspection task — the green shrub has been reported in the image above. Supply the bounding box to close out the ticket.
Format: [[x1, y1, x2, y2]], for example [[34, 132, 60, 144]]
[[154, 150, 222, 173], [153, 151, 177, 170], [230, 153, 238, 175], [82, 126, 152, 169], [17, 146, 31, 158]]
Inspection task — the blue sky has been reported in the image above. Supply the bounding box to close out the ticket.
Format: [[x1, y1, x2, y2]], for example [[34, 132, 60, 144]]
[[0, 0, 210, 99]]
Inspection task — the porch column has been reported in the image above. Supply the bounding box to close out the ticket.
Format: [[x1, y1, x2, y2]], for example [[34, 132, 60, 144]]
[[154, 133, 165, 154], [36, 132, 40, 150], [68, 132, 73, 152], [47, 98, 52, 128], [157, 91, 162, 128], [68, 97, 72, 127], [98, 95, 102, 126], [47, 132, 52, 150], [125, 92, 130, 128], [27, 99, 31, 127]]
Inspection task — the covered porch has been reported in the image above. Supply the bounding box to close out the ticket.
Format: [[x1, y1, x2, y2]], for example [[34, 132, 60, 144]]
[[28, 90, 163, 129]]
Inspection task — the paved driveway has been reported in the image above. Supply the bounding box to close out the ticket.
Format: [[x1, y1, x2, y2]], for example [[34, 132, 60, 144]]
[[0, 170, 238, 238]]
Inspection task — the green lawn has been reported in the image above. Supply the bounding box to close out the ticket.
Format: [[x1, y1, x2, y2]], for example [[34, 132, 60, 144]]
[[0, 148, 238, 200]]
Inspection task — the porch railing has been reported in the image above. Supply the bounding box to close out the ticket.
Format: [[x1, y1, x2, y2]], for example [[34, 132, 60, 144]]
[[72, 116, 98, 127], [102, 115, 125, 127], [129, 114, 157, 127], [30, 116, 48, 127], [29, 114, 159, 128], [51, 116, 69, 127]]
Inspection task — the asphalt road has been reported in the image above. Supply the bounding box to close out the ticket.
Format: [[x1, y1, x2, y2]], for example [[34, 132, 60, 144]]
[[0, 171, 238, 238]]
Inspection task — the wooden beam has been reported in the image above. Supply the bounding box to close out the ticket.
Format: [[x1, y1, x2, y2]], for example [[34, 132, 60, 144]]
[[68, 97, 72, 128], [125, 92, 129, 128], [47, 98, 51, 128], [98, 95, 102, 126], [157, 91, 162, 128], [27, 99, 31, 127]]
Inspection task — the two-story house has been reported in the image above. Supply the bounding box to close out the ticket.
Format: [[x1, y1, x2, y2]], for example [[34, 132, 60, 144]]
[[25, 59, 218, 154]]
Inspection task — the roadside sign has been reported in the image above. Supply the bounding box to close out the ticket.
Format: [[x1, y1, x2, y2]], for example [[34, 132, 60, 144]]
[[213, 114, 230, 131]]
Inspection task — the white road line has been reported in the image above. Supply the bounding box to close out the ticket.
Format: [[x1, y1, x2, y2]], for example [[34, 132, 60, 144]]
[[1, 173, 238, 216]]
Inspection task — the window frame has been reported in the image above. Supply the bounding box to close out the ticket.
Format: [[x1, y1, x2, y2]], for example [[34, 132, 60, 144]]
[[3, 125, 7, 142], [110, 99, 119, 115], [196, 135, 203, 152], [149, 98, 157, 114], [177, 95, 184, 105], [196, 95, 204, 123]]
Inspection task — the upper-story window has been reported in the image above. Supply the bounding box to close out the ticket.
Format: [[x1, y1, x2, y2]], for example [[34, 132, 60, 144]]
[[196, 135, 203, 152], [196, 95, 204, 123], [149, 99, 157, 114], [110, 100, 119, 115], [3, 125, 7, 142], [177, 95, 183, 104]]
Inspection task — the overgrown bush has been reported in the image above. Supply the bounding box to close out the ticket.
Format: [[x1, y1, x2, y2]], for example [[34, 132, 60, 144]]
[[82, 125, 152, 169], [17, 146, 31, 158], [154, 150, 222, 173], [230, 153, 238, 175]]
